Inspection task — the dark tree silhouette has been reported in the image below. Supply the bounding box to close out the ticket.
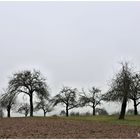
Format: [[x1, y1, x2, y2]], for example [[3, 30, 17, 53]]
[[127, 109, 134, 115], [95, 108, 108, 115], [80, 87, 102, 115], [53, 86, 79, 117], [8, 70, 49, 117], [0, 105, 4, 118], [0, 89, 17, 117], [70, 111, 80, 116], [129, 73, 140, 115], [17, 103, 30, 117], [35, 95, 53, 117], [83, 111, 91, 116], [104, 62, 133, 120], [60, 110, 66, 116]]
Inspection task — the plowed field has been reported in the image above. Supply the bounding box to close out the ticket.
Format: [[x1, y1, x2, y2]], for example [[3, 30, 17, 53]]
[[0, 117, 140, 139]]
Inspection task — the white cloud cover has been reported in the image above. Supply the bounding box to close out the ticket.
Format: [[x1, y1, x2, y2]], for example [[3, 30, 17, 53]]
[[0, 1, 140, 116]]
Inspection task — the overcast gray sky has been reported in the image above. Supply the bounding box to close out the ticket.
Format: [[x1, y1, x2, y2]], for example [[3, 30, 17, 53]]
[[0, 1, 140, 115]]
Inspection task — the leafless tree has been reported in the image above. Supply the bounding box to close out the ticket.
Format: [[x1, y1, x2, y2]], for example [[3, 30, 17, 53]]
[[8, 70, 49, 117], [17, 103, 30, 117], [126, 109, 134, 115], [70, 111, 80, 116], [60, 110, 66, 116], [35, 95, 53, 117], [103, 62, 133, 120], [129, 73, 140, 115], [0, 89, 17, 117], [95, 108, 108, 115], [79, 87, 102, 115], [53, 86, 79, 117]]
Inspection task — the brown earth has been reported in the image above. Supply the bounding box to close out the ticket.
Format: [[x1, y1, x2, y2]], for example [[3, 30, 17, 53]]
[[0, 117, 140, 139]]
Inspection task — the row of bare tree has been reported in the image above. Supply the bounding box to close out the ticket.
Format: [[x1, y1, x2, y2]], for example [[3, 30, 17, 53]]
[[0, 62, 140, 119]]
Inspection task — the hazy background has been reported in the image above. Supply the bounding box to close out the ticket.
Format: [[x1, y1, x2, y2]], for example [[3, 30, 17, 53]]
[[0, 1, 140, 116]]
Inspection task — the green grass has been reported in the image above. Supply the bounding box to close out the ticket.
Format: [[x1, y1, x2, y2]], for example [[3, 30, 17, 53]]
[[10, 115, 140, 127], [59, 115, 140, 126]]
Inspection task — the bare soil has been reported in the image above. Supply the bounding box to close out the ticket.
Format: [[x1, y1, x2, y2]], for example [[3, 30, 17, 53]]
[[0, 117, 140, 139]]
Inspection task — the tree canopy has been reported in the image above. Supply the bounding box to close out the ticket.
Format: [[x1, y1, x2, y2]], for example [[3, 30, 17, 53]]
[[35, 94, 53, 117], [80, 87, 102, 115], [17, 103, 30, 117], [8, 70, 49, 117], [0, 89, 17, 117], [53, 86, 79, 117], [103, 62, 133, 119]]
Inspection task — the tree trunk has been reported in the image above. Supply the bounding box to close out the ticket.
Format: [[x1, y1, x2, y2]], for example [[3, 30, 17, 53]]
[[93, 106, 96, 116], [44, 111, 46, 117], [7, 107, 11, 118], [66, 106, 69, 117], [134, 99, 138, 115], [25, 111, 28, 117], [119, 96, 127, 120], [30, 93, 33, 117]]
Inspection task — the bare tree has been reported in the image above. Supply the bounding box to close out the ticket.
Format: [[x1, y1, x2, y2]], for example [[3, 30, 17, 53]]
[[95, 108, 108, 115], [70, 111, 80, 116], [0, 89, 17, 117], [104, 62, 133, 120], [35, 95, 53, 117], [8, 70, 49, 117], [79, 87, 102, 115], [129, 73, 140, 115], [60, 110, 66, 116], [126, 109, 134, 115], [17, 103, 30, 117], [53, 86, 79, 117]]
